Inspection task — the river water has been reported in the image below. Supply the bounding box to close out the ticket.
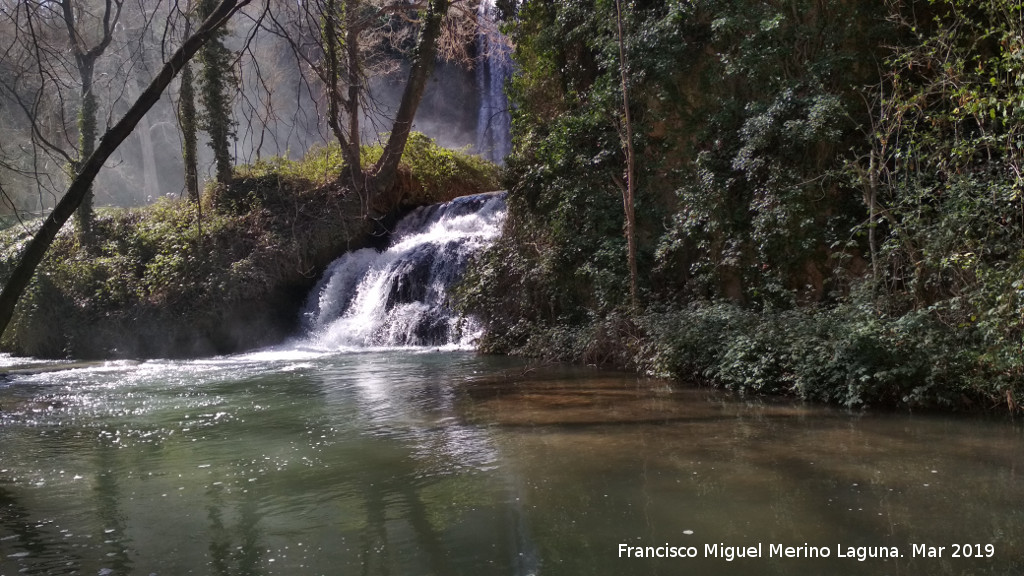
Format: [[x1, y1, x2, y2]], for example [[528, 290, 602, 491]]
[[0, 349, 1021, 576]]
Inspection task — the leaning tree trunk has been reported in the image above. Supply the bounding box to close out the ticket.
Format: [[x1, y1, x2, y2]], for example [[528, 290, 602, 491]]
[[0, 0, 250, 341], [367, 0, 449, 199]]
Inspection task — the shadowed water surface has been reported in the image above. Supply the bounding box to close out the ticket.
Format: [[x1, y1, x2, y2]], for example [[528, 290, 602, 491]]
[[0, 351, 1021, 575]]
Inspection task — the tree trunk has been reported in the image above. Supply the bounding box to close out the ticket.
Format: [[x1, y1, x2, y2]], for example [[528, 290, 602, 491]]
[[0, 0, 249, 341], [74, 73, 98, 246], [368, 0, 449, 199], [199, 0, 235, 185], [344, 0, 363, 192], [323, 0, 364, 191], [324, 0, 344, 153], [62, 0, 123, 248], [868, 148, 879, 283], [615, 0, 638, 310], [180, 62, 200, 203], [181, 61, 202, 238]]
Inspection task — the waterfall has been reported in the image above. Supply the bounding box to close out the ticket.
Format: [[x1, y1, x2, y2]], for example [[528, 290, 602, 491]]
[[301, 192, 506, 349], [475, 0, 513, 164]]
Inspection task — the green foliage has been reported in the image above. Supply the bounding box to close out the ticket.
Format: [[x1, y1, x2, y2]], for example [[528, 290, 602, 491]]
[[235, 145, 347, 185], [0, 196, 297, 357], [641, 298, 983, 408], [360, 132, 500, 200], [237, 133, 499, 197], [465, 0, 879, 333], [653, 0, 880, 302], [461, 0, 1024, 410], [461, 0, 694, 343], [844, 0, 1024, 393]]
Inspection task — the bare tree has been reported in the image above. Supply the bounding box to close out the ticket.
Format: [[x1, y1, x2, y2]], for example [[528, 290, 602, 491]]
[[61, 0, 124, 245], [0, 0, 128, 243], [0, 2, 85, 218], [0, 0, 253, 339], [369, 0, 451, 198], [263, 0, 477, 206], [0, 0, 194, 226]]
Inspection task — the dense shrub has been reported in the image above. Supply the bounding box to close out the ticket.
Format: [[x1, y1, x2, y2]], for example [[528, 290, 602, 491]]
[[640, 296, 986, 408]]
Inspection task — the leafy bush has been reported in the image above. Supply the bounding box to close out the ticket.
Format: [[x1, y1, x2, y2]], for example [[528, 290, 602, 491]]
[[362, 132, 500, 201], [640, 296, 993, 409]]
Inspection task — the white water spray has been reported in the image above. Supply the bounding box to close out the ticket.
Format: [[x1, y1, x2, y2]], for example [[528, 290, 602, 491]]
[[302, 192, 506, 349]]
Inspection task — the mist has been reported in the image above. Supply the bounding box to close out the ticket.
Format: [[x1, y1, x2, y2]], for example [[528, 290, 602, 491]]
[[0, 0, 512, 218]]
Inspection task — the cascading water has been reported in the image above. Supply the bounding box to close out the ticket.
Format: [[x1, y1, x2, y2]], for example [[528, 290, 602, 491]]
[[475, 0, 513, 164], [301, 192, 505, 349]]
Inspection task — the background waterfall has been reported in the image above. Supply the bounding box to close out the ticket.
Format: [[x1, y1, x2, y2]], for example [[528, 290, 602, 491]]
[[302, 193, 506, 349], [475, 0, 513, 164]]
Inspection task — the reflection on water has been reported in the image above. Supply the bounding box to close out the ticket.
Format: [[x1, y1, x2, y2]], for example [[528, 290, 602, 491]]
[[0, 351, 1022, 575]]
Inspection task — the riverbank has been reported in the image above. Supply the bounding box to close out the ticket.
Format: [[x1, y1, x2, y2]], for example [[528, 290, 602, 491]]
[[461, 296, 1020, 413]]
